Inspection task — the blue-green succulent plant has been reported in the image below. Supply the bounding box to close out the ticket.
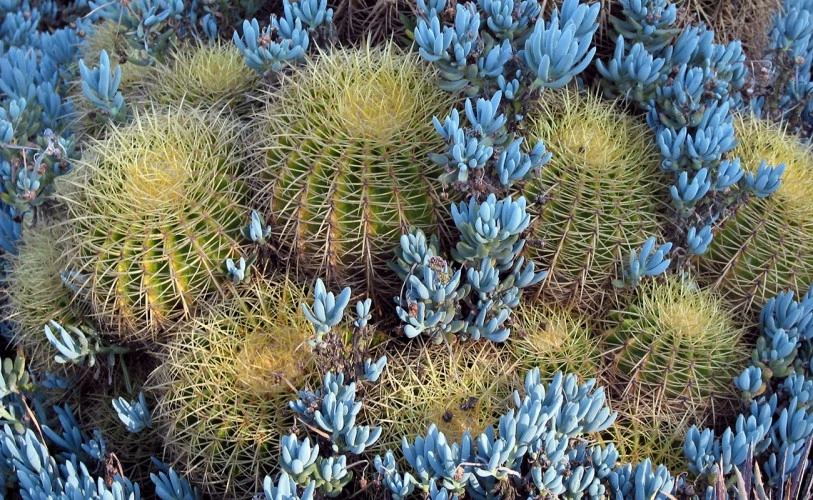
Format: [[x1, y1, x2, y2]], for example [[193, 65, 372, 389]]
[[683, 284, 813, 496], [413, 0, 598, 105], [393, 193, 546, 343], [233, 0, 333, 76]]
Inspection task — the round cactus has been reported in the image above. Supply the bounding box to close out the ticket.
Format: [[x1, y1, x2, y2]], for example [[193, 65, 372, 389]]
[[603, 275, 746, 411], [702, 114, 813, 318], [252, 41, 456, 301], [522, 88, 667, 315], [61, 105, 250, 342], [144, 41, 258, 113], [5, 221, 89, 373], [508, 302, 602, 382], [363, 340, 519, 456], [150, 274, 316, 498]]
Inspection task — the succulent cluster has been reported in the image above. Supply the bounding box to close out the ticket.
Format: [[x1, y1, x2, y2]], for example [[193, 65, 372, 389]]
[[683, 285, 813, 497], [596, 0, 796, 318], [413, 0, 599, 104], [748, 0, 813, 139], [374, 368, 677, 499], [391, 193, 546, 343], [5, 0, 813, 498]]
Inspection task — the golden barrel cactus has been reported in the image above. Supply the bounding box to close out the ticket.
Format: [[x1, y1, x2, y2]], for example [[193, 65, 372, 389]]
[[252, 41, 456, 301], [61, 105, 251, 342], [702, 114, 813, 318], [149, 275, 316, 498], [522, 88, 667, 315]]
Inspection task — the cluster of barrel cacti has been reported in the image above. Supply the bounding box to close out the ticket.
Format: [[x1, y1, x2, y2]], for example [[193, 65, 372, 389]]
[[2, 0, 813, 498]]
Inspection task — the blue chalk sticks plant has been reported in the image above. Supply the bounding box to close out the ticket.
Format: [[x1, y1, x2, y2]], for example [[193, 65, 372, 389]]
[[3, 0, 813, 498]]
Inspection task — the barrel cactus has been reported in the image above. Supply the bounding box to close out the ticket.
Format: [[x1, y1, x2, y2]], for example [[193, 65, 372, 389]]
[[149, 274, 316, 498], [5, 221, 88, 373], [508, 302, 602, 382], [603, 275, 746, 411], [522, 88, 667, 315], [61, 105, 250, 342], [251, 41, 456, 301], [363, 340, 519, 457], [145, 41, 258, 113], [702, 114, 813, 318]]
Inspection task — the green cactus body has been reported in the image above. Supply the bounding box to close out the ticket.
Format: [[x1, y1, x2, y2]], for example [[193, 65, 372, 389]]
[[62, 106, 250, 342], [508, 302, 602, 382], [703, 115, 813, 318], [522, 88, 667, 315], [252, 42, 456, 301], [604, 275, 745, 411], [364, 340, 519, 458], [150, 275, 316, 498], [145, 41, 258, 114], [5, 221, 89, 373]]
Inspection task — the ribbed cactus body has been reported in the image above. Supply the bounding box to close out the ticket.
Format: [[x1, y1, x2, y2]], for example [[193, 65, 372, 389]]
[[150, 275, 315, 498], [508, 303, 601, 382], [703, 115, 813, 317], [146, 42, 258, 113], [253, 42, 455, 300], [522, 89, 666, 314], [63, 106, 250, 341], [604, 276, 745, 409], [364, 340, 519, 456], [6, 222, 87, 373]]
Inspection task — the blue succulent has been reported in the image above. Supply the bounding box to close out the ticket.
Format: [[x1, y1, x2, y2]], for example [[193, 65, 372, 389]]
[[78, 50, 128, 124], [618, 236, 673, 289], [686, 224, 713, 256], [301, 279, 351, 345], [112, 392, 153, 434], [744, 160, 786, 198]]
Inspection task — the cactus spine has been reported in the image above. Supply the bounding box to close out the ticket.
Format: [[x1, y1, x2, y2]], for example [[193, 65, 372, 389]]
[[703, 114, 813, 317], [508, 302, 602, 382], [252, 41, 456, 301], [522, 88, 667, 315], [61, 105, 250, 342]]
